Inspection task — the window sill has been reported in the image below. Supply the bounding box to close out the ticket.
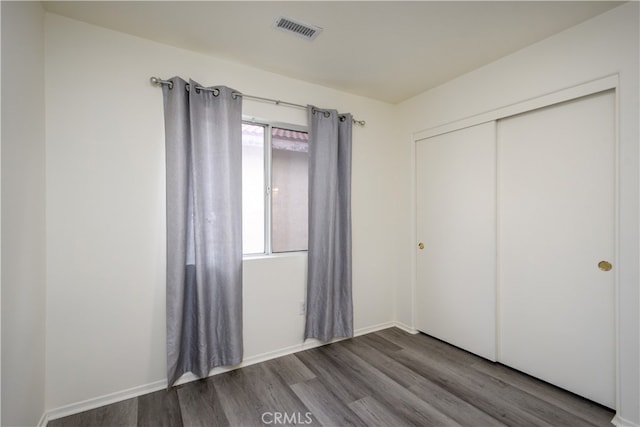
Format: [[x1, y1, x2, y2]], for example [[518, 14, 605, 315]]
[[243, 251, 308, 261]]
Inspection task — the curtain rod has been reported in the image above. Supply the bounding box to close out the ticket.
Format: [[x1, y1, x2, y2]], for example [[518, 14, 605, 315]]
[[150, 77, 366, 126]]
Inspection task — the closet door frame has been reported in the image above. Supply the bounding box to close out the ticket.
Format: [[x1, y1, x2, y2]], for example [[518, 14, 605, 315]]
[[410, 73, 620, 408]]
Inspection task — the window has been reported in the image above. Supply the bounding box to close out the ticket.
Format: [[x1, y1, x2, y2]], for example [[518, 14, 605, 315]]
[[241, 123, 265, 254], [242, 121, 309, 255]]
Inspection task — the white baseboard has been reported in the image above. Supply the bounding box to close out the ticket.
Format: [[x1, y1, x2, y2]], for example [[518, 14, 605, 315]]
[[355, 321, 397, 337], [43, 321, 402, 424], [42, 378, 166, 425], [172, 321, 398, 387], [38, 412, 49, 427], [393, 321, 419, 334], [612, 414, 640, 427]]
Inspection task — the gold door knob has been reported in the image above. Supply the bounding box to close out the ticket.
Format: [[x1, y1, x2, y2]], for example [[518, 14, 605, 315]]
[[598, 260, 612, 271], [418, 242, 425, 250]]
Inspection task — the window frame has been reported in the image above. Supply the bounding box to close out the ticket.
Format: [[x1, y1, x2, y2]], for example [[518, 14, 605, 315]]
[[242, 117, 309, 257]]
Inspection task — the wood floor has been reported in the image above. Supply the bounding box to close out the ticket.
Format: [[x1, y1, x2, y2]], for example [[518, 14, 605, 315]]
[[48, 328, 615, 427]]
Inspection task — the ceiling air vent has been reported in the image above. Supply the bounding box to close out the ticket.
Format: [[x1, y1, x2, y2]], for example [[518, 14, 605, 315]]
[[273, 16, 323, 41]]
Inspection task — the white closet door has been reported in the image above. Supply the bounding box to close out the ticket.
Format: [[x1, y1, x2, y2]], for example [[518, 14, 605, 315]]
[[498, 90, 616, 408], [416, 122, 496, 361]]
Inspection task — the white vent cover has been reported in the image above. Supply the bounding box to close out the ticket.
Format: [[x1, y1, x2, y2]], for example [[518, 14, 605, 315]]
[[273, 16, 322, 41]]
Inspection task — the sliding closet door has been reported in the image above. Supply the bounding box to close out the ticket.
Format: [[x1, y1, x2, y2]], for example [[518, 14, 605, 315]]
[[498, 90, 615, 408], [415, 122, 496, 361]]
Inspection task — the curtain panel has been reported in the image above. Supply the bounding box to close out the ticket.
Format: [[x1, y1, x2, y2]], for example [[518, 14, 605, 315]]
[[162, 77, 243, 386], [305, 106, 354, 341]]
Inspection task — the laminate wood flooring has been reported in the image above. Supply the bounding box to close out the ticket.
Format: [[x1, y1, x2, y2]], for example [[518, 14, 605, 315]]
[[48, 328, 614, 427]]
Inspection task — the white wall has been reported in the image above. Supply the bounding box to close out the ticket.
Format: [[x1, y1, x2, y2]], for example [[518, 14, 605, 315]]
[[1, 2, 47, 426], [44, 12, 400, 412], [396, 3, 639, 424]]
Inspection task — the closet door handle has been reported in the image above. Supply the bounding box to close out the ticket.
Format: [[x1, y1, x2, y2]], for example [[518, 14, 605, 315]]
[[418, 242, 425, 250], [598, 260, 612, 271]]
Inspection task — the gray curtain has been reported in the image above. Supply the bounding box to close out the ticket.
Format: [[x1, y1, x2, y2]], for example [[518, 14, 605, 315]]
[[304, 106, 353, 341], [162, 77, 243, 386]]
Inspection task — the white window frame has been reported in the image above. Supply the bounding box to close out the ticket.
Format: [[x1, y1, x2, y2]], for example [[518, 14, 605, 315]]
[[242, 117, 309, 257]]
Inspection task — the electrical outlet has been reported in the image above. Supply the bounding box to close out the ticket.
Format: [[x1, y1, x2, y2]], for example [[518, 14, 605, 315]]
[[298, 301, 306, 315]]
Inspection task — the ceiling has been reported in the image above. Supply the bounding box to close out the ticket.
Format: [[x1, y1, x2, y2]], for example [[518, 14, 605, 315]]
[[42, 1, 623, 104]]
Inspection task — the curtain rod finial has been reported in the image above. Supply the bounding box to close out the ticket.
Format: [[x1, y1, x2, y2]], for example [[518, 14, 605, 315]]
[[150, 76, 173, 89]]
